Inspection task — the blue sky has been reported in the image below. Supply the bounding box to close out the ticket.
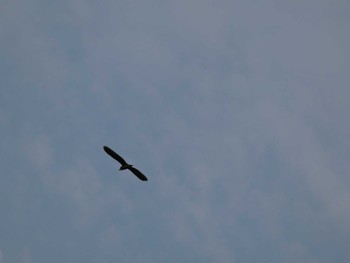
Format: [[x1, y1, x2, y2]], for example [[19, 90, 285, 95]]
[[1, 0, 349, 262]]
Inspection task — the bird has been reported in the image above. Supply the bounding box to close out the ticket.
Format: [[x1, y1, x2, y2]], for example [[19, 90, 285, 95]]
[[103, 146, 148, 181]]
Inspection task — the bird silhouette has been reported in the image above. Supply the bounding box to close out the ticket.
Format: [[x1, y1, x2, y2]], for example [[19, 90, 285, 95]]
[[103, 146, 148, 181]]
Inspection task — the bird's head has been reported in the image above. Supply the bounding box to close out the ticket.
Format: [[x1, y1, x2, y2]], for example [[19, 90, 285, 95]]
[[119, 164, 133, 171]]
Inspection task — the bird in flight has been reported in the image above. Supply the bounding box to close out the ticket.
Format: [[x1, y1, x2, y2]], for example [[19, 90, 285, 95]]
[[103, 146, 148, 181]]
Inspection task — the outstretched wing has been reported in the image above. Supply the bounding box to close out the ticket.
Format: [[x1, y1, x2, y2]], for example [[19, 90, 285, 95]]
[[103, 146, 128, 165], [129, 167, 148, 181]]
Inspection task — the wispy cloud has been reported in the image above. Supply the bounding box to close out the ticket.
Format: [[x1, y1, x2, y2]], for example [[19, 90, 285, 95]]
[[1, 0, 349, 262], [0, 249, 4, 263]]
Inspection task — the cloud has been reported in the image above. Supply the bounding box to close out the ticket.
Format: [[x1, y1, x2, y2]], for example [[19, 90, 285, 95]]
[[0, 110, 5, 124], [1, 0, 350, 262], [18, 248, 31, 263], [22, 136, 53, 171], [0, 249, 4, 263]]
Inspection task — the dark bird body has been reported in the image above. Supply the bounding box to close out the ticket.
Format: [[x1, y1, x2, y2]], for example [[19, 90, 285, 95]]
[[103, 146, 148, 181]]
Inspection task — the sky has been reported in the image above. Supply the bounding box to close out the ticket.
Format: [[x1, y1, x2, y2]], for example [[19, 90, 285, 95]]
[[1, 0, 350, 262]]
